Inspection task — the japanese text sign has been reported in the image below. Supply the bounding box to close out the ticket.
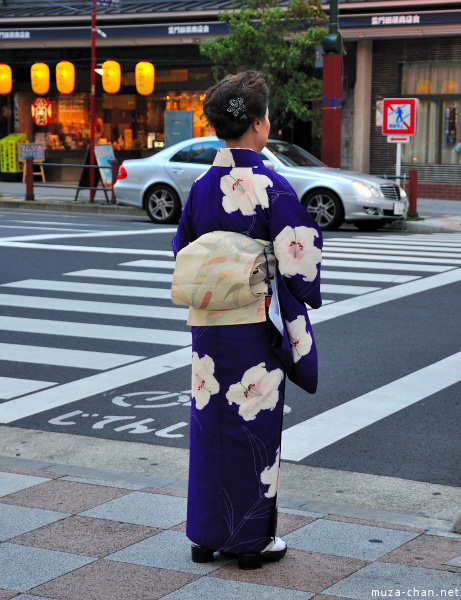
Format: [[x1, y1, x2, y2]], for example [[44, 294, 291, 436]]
[[382, 98, 418, 136]]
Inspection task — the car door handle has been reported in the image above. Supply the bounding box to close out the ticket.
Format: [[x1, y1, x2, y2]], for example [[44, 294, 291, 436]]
[[172, 168, 184, 174]]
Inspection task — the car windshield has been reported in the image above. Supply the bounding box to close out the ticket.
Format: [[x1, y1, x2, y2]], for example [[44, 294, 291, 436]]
[[265, 141, 325, 167]]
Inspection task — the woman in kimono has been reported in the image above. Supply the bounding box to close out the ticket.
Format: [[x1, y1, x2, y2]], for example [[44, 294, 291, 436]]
[[172, 71, 322, 570]]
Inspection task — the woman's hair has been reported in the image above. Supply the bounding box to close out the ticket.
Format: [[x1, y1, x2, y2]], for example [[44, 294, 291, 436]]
[[202, 71, 269, 140]]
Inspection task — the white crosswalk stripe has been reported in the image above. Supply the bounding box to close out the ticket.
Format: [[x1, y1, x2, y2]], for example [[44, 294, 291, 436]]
[[1, 231, 461, 415]]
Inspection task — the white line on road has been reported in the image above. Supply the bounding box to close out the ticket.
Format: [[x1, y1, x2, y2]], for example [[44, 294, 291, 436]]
[[0, 342, 144, 370], [0, 347, 192, 423], [322, 259, 452, 273], [0, 227, 178, 243], [0, 225, 93, 232], [65, 269, 173, 284], [324, 250, 461, 266], [327, 239, 461, 250], [2, 279, 172, 299], [310, 267, 461, 324], [0, 241, 174, 256], [281, 351, 461, 461], [0, 316, 191, 346], [119, 260, 175, 269], [320, 283, 380, 295], [0, 376, 57, 400], [0, 293, 188, 321], [324, 246, 461, 260], [321, 271, 419, 283]]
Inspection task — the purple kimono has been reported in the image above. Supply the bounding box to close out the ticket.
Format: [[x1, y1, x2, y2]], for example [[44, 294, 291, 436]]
[[172, 147, 322, 554]]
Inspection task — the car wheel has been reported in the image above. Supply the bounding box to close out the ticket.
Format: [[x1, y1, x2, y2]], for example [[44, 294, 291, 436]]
[[303, 189, 344, 230], [145, 185, 181, 224], [352, 219, 386, 231]]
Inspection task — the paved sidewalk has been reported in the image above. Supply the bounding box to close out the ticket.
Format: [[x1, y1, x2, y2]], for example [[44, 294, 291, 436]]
[[0, 456, 460, 600], [1, 181, 461, 233]]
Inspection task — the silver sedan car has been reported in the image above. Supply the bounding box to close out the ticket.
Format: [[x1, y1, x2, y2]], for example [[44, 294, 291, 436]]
[[114, 137, 408, 230]]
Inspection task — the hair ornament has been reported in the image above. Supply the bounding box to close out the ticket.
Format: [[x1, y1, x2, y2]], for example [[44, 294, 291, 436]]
[[227, 97, 247, 120]]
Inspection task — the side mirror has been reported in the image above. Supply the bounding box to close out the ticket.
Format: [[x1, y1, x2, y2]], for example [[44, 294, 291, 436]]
[[263, 160, 276, 171]]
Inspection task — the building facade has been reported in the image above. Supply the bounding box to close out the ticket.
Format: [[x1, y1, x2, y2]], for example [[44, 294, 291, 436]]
[[1, 0, 461, 197]]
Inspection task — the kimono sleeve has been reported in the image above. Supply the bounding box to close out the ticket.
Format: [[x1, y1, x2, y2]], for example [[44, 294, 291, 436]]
[[171, 183, 197, 258], [269, 173, 323, 309]]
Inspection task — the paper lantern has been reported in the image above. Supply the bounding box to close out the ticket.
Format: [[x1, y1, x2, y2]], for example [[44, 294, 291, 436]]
[[31, 62, 50, 95], [0, 64, 12, 95], [135, 61, 155, 96], [31, 97, 52, 126], [56, 60, 75, 95], [102, 60, 121, 94]]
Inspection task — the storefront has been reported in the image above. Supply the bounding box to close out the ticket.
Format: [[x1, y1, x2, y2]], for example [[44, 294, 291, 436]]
[[0, 10, 221, 179]]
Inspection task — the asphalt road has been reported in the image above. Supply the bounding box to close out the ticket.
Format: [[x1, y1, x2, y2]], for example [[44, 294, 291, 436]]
[[0, 209, 460, 488]]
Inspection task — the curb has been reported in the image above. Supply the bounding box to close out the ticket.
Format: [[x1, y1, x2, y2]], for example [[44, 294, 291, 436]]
[[0, 198, 145, 217], [0, 454, 457, 535]]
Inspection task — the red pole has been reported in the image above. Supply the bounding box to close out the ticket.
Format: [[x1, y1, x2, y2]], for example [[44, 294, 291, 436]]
[[89, 0, 96, 203], [408, 169, 418, 218], [321, 53, 342, 168], [110, 159, 118, 203], [25, 158, 34, 201]]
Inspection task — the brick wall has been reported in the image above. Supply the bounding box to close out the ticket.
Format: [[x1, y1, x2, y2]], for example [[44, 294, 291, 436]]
[[403, 182, 461, 200]]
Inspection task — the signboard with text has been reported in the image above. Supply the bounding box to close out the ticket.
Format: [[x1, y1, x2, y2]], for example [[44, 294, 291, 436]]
[[382, 98, 418, 136]]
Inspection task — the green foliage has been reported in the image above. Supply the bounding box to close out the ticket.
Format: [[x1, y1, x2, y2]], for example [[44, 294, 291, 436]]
[[200, 0, 327, 131]]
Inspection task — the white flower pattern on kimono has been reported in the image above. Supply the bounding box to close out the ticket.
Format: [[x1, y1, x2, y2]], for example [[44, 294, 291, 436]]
[[260, 447, 280, 498], [221, 167, 272, 216], [213, 147, 236, 168], [286, 315, 313, 363], [274, 225, 321, 281], [226, 362, 284, 421], [192, 352, 220, 410]]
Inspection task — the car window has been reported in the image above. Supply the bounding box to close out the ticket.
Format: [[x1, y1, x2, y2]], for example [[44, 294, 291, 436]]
[[265, 141, 325, 167], [170, 147, 190, 162], [189, 141, 222, 164]]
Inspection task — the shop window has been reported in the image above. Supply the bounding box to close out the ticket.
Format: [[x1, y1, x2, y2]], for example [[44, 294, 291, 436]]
[[401, 62, 461, 165]]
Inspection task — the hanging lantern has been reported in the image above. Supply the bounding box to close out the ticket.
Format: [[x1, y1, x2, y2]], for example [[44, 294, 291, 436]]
[[102, 60, 121, 94], [56, 60, 75, 95], [0, 64, 12, 95], [31, 97, 52, 126], [135, 61, 155, 96], [31, 62, 50, 95]]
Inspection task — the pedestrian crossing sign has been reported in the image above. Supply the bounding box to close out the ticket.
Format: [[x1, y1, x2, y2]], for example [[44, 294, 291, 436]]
[[382, 98, 418, 136]]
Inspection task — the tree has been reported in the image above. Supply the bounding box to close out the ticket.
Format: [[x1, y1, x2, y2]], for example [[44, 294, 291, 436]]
[[200, 0, 327, 134]]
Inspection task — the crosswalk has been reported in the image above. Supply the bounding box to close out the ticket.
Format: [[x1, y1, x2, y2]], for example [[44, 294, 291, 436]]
[[1, 231, 461, 422]]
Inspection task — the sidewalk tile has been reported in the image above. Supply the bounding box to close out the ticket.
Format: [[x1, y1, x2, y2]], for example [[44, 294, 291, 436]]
[[284, 520, 419, 561], [144, 487, 188, 498], [276, 513, 317, 537], [0, 591, 19, 600], [0, 504, 68, 541], [0, 543, 94, 592], [211, 548, 368, 593], [9, 515, 160, 558], [326, 514, 425, 533], [29, 559, 198, 600], [324, 562, 461, 600], [0, 472, 51, 497], [81, 491, 187, 528], [161, 577, 314, 599], [14, 595, 56, 600], [107, 529, 231, 574], [0, 465, 62, 480], [311, 596, 350, 600], [0, 480, 128, 514], [446, 555, 461, 567], [380, 534, 461, 571]]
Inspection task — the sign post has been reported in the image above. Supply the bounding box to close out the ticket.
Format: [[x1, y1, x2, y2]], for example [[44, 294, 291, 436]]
[[382, 98, 419, 185]]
